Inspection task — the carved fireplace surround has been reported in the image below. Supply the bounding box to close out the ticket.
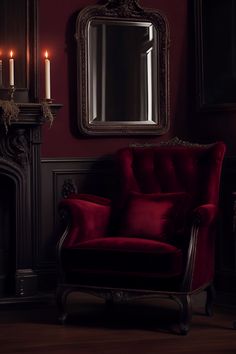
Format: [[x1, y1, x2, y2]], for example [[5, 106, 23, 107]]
[[0, 103, 60, 303]]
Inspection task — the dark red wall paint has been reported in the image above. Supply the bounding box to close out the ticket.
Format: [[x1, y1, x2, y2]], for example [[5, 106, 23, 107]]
[[38, 0, 189, 157]]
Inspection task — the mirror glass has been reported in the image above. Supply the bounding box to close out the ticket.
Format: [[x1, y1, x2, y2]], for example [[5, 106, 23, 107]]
[[76, 0, 169, 135], [88, 20, 158, 124]]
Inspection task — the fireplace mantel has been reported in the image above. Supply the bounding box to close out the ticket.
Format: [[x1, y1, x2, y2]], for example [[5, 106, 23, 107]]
[[3, 102, 62, 122], [0, 103, 61, 303]]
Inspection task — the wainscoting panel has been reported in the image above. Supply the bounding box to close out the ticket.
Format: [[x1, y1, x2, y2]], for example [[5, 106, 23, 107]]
[[215, 157, 236, 303], [38, 157, 114, 291]]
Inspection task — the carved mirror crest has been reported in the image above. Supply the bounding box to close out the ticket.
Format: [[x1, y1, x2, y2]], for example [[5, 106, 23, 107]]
[[75, 0, 170, 136]]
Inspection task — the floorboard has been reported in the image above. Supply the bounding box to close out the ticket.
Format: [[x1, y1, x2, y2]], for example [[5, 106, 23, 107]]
[[0, 293, 236, 354]]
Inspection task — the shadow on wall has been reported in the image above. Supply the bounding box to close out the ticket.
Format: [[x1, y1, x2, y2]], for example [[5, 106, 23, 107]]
[[65, 10, 81, 138]]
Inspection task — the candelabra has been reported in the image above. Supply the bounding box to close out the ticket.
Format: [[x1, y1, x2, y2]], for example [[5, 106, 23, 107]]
[[9, 84, 15, 101]]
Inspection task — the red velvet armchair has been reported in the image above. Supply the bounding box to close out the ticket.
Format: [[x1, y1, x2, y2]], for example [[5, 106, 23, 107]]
[[56, 139, 226, 334]]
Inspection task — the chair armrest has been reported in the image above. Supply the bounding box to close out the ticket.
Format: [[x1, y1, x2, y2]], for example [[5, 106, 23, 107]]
[[191, 204, 218, 226], [59, 194, 112, 248], [182, 203, 218, 291]]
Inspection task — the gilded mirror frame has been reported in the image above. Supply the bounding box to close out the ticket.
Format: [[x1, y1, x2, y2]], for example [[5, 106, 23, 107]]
[[76, 0, 170, 136]]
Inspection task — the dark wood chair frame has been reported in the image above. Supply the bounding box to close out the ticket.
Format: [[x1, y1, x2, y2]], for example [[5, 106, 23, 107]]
[[56, 208, 215, 335]]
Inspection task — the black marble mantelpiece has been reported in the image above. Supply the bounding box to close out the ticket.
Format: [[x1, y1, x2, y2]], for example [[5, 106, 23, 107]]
[[0, 103, 61, 303]]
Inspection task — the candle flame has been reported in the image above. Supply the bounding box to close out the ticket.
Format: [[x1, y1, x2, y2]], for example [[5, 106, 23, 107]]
[[45, 50, 49, 59], [10, 50, 13, 58]]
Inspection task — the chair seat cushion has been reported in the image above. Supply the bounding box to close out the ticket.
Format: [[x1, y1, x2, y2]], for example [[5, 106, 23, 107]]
[[61, 237, 183, 278]]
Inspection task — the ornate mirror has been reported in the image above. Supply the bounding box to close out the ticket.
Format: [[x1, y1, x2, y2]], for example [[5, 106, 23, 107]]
[[75, 0, 170, 135]]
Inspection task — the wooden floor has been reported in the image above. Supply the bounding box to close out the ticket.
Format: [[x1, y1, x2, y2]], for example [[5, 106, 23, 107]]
[[0, 293, 236, 354]]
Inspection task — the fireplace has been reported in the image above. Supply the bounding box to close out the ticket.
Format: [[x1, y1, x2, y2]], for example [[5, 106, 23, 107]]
[[0, 103, 61, 302], [0, 176, 15, 296]]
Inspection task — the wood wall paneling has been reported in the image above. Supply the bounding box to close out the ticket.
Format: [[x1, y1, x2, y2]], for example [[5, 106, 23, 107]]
[[215, 157, 236, 302], [38, 157, 114, 291]]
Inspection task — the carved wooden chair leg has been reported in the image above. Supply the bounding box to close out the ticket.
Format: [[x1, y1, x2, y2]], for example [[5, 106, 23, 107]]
[[104, 290, 127, 310], [173, 294, 192, 335], [56, 285, 71, 324], [205, 284, 215, 317]]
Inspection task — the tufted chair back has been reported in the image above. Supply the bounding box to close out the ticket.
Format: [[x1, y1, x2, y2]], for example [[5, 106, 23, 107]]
[[116, 142, 226, 210]]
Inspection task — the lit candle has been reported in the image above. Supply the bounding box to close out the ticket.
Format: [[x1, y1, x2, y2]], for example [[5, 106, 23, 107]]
[[45, 51, 51, 100], [9, 50, 14, 86]]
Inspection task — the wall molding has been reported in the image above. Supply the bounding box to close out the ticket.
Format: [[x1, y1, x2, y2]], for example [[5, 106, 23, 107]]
[[214, 156, 236, 300], [37, 156, 114, 290]]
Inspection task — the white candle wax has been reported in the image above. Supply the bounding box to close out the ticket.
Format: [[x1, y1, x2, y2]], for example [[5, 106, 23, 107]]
[[9, 51, 14, 86], [45, 52, 51, 100]]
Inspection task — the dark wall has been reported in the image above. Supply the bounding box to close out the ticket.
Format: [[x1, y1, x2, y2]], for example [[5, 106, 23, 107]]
[[38, 0, 190, 158], [183, 1, 236, 157], [190, 110, 236, 157], [37, 1, 236, 301]]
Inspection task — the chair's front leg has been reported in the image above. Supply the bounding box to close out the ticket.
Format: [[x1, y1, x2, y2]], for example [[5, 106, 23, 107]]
[[180, 294, 192, 335], [173, 294, 192, 335], [56, 285, 72, 324]]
